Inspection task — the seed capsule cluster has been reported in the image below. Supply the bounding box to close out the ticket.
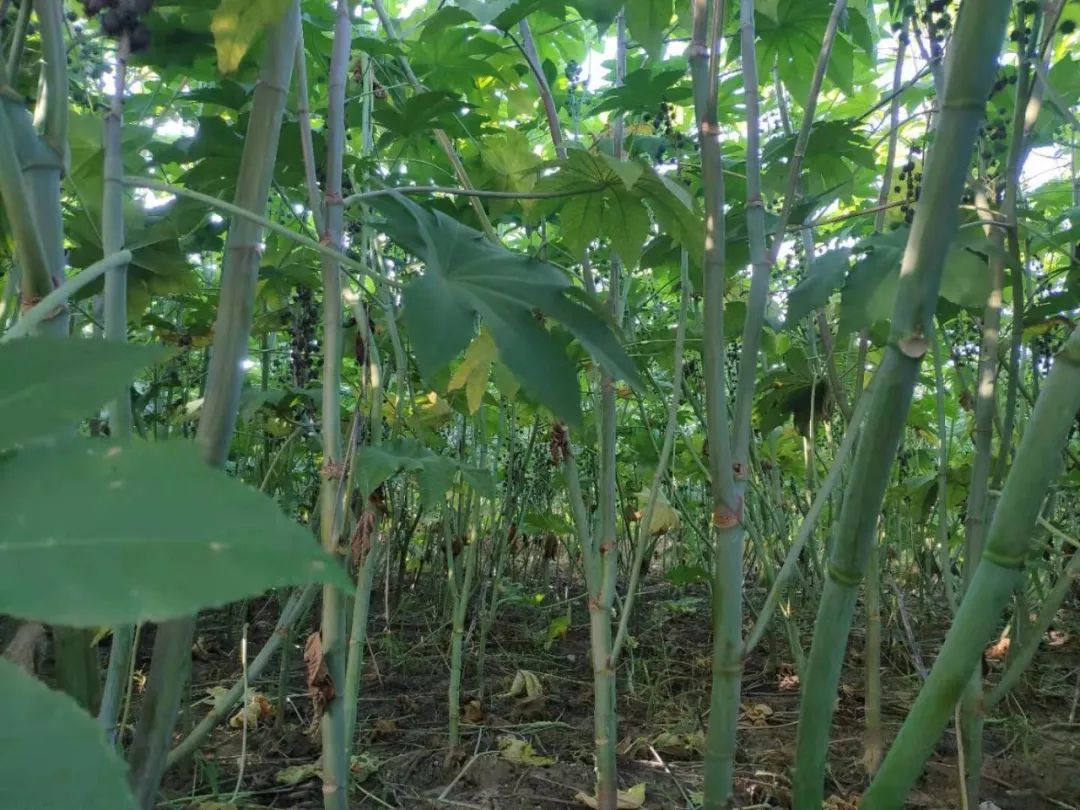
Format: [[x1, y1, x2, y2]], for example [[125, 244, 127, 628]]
[[290, 286, 320, 389], [80, 0, 153, 54]]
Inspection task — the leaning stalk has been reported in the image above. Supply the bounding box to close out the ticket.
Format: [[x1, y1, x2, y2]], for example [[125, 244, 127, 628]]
[[863, 325, 1080, 806], [790, 2, 1013, 806], [315, 1, 352, 803]]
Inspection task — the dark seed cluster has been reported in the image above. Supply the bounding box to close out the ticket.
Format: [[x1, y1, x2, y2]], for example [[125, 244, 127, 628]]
[[290, 285, 320, 389], [81, 0, 153, 53], [895, 147, 923, 226], [643, 100, 690, 162]]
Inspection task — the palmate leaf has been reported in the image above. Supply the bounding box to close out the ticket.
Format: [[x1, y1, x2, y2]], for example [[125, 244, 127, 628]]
[[354, 438, 494, 510], [783, 248, 852, 327], [626, 0, 674, 60], [0, 659, 138, 810], [0, 440, 351, 626], [211, 0, 291, 73], [369, 193, 642, 426]]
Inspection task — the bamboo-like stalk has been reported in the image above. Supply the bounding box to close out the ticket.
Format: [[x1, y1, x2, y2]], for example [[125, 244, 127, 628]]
[[790, 2, 1013, 806], [863, 324, 1080, 806], [126, 7, 301, 806], [97, 31, 134, 744], [315, 1, 352, 804], [956, 182, 1007, 804], [342, 43, 383, 759], [931, 328, 957, 612], [688, 0, 742, 805]]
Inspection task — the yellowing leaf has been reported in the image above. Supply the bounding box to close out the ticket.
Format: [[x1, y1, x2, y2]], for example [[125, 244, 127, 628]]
[[497, 735, 556, 766], [211, 0, 291, 74], [275, 754, 378, 787], [507, 669, 543, 699], [544, 613, 571, 649], [447, 331, 497, 414], [274, 761, 321, 786], [634, 488, 681, 535], [575, 782, 646, 809]]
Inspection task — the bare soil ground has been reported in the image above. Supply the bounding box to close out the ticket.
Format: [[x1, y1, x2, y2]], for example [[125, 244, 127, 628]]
[[106, 581, 1080, 809]]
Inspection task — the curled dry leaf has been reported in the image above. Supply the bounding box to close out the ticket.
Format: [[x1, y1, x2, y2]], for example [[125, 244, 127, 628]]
[[304, 631, 334, 719], [228, 692, 273, 729], [350, 509, 378, 566], [463, 699, 486, 724], [742, 702, 774, 727], [506, 669, 542, 699]]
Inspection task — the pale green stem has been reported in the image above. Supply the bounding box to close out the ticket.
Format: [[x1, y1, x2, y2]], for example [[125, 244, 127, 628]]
[[97, 32, 134, 742], [126, 7, 301, 805]]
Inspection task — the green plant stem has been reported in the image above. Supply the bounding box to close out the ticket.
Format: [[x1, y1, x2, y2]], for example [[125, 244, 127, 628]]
[[100, 34, 134, 718], [165, 586, 316, 767], [315, 2, 352, 804], [4, 0, 31, 78], [126, 8, 300, 806], [863, 324, 1080, 806], [2, 251, 132, 342], [790, 2, 1013, 805], [863, 537, 883, 774]]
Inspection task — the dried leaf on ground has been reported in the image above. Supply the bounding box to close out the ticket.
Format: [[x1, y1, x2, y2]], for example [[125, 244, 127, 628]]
[[497, 735, 556, 766], [506, 669, 542, 699]]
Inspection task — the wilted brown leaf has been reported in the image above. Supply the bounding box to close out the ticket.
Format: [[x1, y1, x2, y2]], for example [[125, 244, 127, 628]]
[[304, 631, 334, 718]]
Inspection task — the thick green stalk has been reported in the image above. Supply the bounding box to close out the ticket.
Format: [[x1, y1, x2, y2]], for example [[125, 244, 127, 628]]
[[863, 325, 1080, 806], [689, 1, 742, 806], [957, 186, 1006, 803], [98, 32, 134, 743], [315, 1, 352, 804], [126, 8, 300, 806], [790, 2, 1012, 805], [342, 48, 380, 758]]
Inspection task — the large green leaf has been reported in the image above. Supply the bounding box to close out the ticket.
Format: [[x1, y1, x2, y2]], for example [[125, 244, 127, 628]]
[[784, 248, 851, 328], [0, 338, 169, 450], [0, 440, 351, 626], [211, 0, 291, 73], [369, 193, 642, 425], [354, 438, 492, 510], [0, 659, 138, 810], [626, 0, 673, 59]]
